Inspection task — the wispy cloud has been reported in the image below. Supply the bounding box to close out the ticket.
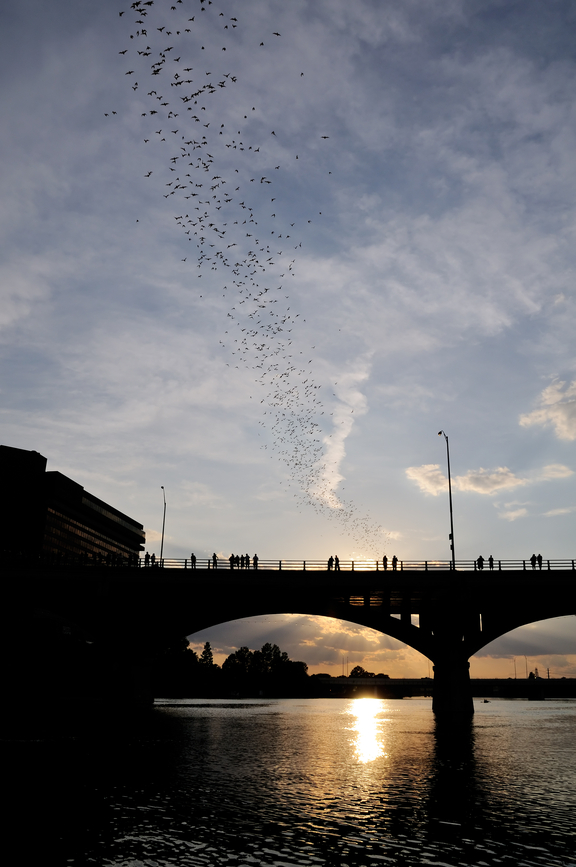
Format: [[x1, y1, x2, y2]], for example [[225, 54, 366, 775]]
[[520, 380, 576, 441], [312, 355, 372, 509], [405, 464, 447, 496], [498, 506, 528, 522], [456, 467, 529, 494], [544, 506, 576, 517], [406, 463, 572, 496]]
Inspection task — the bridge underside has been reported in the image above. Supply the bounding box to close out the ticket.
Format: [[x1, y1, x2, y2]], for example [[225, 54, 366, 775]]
[[5, 567, 576, 718]]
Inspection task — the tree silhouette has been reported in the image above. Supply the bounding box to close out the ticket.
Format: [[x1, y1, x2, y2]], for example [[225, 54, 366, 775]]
[[350, 665, 375, 678], [200, 641, 214, 667]]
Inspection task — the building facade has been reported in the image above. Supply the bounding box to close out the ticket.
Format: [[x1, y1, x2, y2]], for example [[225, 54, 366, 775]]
[[1, 445, 145, 560]]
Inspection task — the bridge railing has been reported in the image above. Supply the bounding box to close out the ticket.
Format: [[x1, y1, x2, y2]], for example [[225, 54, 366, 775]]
[[134, 557, 576, 571], [13, 555, 576, 571]]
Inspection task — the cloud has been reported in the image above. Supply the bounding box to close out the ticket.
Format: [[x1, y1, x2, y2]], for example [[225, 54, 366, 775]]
[[405, 464, 447, 496], [520, 380, 576, 441], [544, 506, 576, 517], [498, 507, 528, 522], [312, 354, 372, 509], [536, 464, 574, 480], [456, 467, 528, 494], [406, 463, 572, 496]]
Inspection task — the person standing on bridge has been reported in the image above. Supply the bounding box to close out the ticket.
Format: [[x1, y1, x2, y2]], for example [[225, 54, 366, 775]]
[[145, 552, 150, 567], [537, 553, 543, 570], [383, 555, 388, 571], [327, 556, 334, 571], [229, 554, 235, 570], [212, 552, 217, 569], [253, 554, 258, 569], [245, 553, 250, 569], [190, 553, 196, 569], [530, 553, 537, 570], [334, 555, 340, 571], [392, 555, 398, 571], [488, 554, 494, 570]]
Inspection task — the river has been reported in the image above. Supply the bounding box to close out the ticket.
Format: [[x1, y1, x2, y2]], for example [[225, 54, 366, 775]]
[[4, 698, 576, 865]]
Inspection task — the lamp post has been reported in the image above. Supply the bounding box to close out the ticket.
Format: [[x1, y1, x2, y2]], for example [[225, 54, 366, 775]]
[[438, 430, 456, 570], [160, 485, 166, 563]]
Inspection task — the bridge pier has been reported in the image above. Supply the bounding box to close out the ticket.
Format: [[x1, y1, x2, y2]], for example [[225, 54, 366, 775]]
[[432, 658, 474, 716]]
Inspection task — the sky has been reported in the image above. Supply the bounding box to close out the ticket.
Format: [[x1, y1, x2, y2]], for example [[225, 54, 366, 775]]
[[1, 0, 575, 676]]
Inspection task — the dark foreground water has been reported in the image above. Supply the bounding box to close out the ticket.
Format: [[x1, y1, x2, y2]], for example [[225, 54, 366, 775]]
[[4, 698, 576, 865]]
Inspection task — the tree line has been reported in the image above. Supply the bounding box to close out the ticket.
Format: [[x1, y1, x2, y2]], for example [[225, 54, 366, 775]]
[[152, 639, 310, 698]]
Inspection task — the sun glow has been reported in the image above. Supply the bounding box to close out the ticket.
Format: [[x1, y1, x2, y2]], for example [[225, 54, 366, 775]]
[[347, 698, 387, 764]]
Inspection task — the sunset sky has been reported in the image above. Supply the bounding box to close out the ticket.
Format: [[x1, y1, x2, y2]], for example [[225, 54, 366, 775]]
[[2, 0, 575, 676]]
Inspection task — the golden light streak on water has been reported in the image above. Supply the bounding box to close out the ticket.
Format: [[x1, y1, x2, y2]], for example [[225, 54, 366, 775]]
[[347, 698, 388, 764]]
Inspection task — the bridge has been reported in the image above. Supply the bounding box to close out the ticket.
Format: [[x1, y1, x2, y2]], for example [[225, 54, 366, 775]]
[[4, 559, 576, 718]]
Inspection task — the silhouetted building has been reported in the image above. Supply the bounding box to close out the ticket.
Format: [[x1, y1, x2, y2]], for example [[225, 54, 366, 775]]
[[1, 445, 145, 560]]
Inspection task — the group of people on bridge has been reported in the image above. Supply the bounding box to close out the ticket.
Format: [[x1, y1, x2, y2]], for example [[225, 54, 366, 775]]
[[227, 553, 259, 570]]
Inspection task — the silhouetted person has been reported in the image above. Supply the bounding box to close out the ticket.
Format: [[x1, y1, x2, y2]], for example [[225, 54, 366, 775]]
[[212, 552, 217, 569], [235, 554, 240, 569], [151, 553, 156, 566], [190, 553, 196, 569], [530, 553, 537, 570], [145, 551, 150, 567], [253, 554, 258, 569], [334, 555, 340, 571], [245, 553, 250, 568], [383, 555, 388, 571], [537, 553, 543, 570], [327, 556, 334, 571], [240, 554, 245, 569], [229, 554, 235, 569], [488, 554, 494, 570], [477, 555, 484, 571], [392, 555, 398, 571]]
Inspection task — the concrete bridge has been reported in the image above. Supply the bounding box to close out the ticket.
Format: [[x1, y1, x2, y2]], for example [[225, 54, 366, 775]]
[[5, 562, 576, 717]]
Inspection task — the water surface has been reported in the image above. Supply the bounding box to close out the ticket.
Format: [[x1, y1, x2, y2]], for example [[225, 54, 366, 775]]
[[5, 698, 576, 865]]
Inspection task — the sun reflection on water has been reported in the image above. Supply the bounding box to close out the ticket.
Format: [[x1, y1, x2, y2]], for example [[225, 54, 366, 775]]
[[347, 698, 388, 763]]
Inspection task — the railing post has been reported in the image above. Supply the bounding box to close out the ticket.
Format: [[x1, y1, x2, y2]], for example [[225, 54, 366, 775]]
[[352, 561, 354, 571], [184, 559, 187, 569], [523, 560, 526, 570], [401, 560, 403, 571], [572, 560, 575, 570], [303, 560, 306, 571], [547, 560, 550, 570], [376, 560, 379, 571], [279, 560, 282, 570], [498, 560, 501, 570], [425, 561, 428, 571]]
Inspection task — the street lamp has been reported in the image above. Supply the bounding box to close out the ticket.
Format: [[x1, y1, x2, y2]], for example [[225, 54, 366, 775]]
[[438, 431, 456, 570], [160, 485, 166, 563]]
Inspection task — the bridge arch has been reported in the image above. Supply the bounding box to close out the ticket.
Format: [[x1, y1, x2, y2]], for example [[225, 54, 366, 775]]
[[466, 614, 576, 673], [183, 611, 432, 676]]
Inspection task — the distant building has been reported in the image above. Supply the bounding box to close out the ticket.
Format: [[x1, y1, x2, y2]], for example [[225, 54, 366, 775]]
[[0, 445, 145, 560]]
